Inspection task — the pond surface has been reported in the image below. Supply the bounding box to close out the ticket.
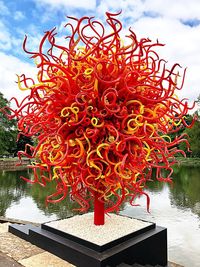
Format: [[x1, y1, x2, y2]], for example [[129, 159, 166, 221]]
[[0, 165, 200, 267]]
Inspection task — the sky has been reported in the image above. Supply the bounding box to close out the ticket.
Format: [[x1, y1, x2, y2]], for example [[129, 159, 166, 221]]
[[0, 0, 200, 111]]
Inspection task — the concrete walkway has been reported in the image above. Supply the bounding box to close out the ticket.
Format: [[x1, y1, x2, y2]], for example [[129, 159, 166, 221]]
[[0, 223, 183, 267], [0, 223, 74, 267]]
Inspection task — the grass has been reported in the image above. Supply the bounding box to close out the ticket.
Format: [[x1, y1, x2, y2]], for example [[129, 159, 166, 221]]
[[0, 157, 28, 161], [0, 157, 18, 161], [175, 157, 200, 166]]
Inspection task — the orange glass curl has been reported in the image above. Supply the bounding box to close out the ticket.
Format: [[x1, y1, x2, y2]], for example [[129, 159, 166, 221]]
[[6, 12, 195, 214]]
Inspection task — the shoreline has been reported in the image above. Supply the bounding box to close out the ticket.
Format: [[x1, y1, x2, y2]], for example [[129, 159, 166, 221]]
[[1, 157, 200, 169], [0, 158, 30, 170]]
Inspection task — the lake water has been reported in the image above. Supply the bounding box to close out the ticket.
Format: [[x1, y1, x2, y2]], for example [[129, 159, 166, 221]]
[[0, 165, 200, 267]]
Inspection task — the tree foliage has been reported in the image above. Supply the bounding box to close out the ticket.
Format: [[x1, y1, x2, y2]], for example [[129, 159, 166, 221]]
[[179, 95, 200, 157], [179, 117, 200, 157], [0, 92, 34, 156], [0, 92, 17, 155]]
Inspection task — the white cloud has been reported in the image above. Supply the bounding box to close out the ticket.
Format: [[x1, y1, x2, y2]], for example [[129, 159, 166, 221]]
[[0, 21, 26, 55], [0, 0, 10, 16], [0, 21, 12, 50], [0, 52, 36, 104], [144, 0, 200, 20], [14, 11, 25, 21], [97, 0, 144, 21], [34, 0, 96, 10], [97, 0, 200, 21]]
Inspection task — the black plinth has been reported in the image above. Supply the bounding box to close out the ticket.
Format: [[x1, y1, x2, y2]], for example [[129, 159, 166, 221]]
[[9, 217, 167, 267]]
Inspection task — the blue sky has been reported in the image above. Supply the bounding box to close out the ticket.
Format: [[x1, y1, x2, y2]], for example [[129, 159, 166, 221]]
[[0, 0, 200, 109]]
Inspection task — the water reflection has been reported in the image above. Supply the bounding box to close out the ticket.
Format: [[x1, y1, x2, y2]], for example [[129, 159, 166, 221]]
[[141, 165, 200, 219], [30, 182, 83, 219], [170, 165, 200, 218], [0, 166, 200, 220], [0, 170, 85, 221], [0, 170, 28, 217], [0, 166, 200, 266], [120, 165, 200, 267]]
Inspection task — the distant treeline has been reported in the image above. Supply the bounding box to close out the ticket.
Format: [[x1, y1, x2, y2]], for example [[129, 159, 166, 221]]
[[0, 92, 33, 157]]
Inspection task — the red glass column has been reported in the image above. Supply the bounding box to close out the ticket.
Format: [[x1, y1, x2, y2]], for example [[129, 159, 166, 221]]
[[94, 192, 105, 225]]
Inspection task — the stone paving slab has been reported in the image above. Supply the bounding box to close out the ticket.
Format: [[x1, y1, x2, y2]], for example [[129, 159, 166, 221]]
[[18, 251, 75, 267], [168, 263, 184, 267], [0, 222, 10, 233], [0, 251, 23, 267], [0, 232, 44, 261], [0, 223, 75, 267]]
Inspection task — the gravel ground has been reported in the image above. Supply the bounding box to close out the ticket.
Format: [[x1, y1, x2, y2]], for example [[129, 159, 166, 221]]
[[46, 213, 153, 245]]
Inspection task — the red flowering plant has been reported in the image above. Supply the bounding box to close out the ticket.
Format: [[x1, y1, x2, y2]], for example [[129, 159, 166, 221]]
[[5, 12, 195, 225]]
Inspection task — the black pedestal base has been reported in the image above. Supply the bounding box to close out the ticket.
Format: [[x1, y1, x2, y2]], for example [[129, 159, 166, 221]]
[[9, 218, 167, 267]]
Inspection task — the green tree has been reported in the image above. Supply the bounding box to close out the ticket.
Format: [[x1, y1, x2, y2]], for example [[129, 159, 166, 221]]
[[168, 114, 194, 157], [195, 94, 200, 118], [178, 94, 200, 157], [195, 94, 200, 106], [0, 92, 17, 155], [180, 119, 200, 157]]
